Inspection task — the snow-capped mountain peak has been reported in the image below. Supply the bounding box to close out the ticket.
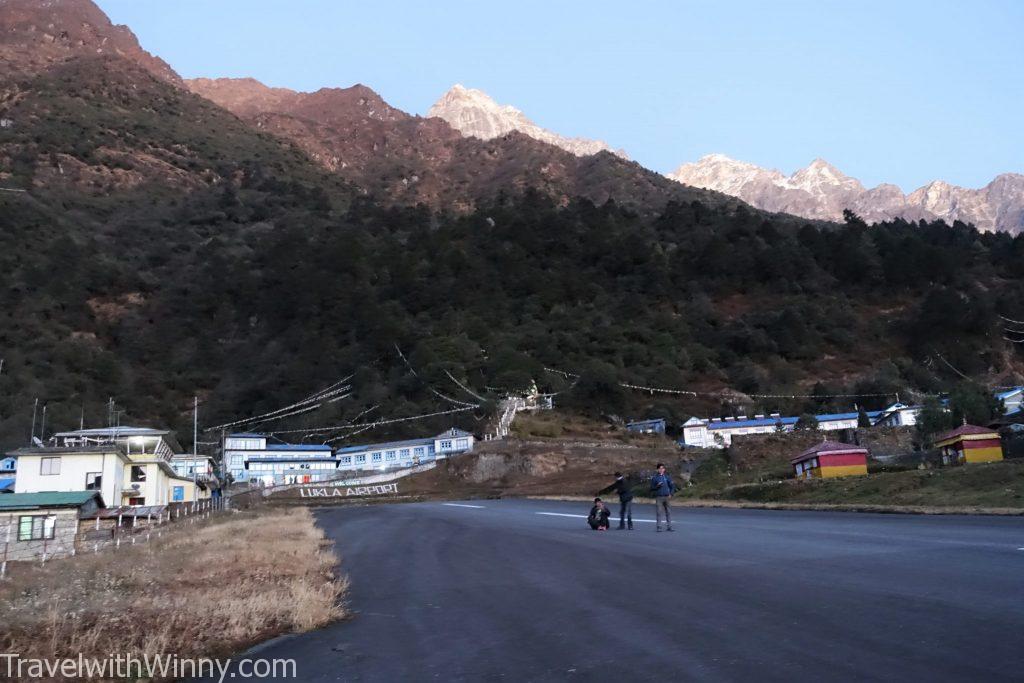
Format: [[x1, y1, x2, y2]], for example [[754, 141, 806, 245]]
[[668, 154, 1023, 233], [428, 84, 627, 159]]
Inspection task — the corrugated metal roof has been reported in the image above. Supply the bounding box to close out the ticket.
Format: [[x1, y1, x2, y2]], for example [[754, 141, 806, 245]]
[[0, 491, 102, 510], [996, 387, 1023, 400], [0, 477, 15, 491], [934, 424, 999, 444], [55, 427, 169, 437], [706, 411, 881, 431], [83, 505, 167, 519], [265, 444, 332, 451], [792, 441, 867, 463]]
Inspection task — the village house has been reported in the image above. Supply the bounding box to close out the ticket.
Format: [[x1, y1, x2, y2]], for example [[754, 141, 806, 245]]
[[11, 427, 209, 507], [0, 491, 105, 563], [871, 402, 922, 427], [626, 418, 667, 435], [996, 387, 1024, 415], [934, 424, 1004, 465], [792, 441, 869, 479], [680, 409, 882, 449], [0, 455, 16, 473]]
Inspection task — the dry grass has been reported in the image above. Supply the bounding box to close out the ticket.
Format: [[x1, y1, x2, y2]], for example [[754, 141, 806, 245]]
[[0, 507, 346, 670]]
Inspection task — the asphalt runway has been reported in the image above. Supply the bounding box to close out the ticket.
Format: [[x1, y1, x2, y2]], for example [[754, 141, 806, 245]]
[[223, 499, 1024, 682]]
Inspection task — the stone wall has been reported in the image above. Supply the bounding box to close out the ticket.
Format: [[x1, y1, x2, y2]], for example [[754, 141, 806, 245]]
[[0, 510, 80, 563]]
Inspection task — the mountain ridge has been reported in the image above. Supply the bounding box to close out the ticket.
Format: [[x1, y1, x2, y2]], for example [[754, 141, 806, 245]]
[[669, 154, 1024, 233], [427, 84, 628, 160]]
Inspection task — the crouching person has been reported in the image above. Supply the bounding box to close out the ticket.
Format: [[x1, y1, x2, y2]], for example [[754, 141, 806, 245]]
[[588, 498, 611, 531]]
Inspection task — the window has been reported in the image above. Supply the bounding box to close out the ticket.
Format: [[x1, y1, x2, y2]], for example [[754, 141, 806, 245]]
[[130, 465, 147, 482], [172, 486, 185, 502], [18, 515, 56, 541], [440, 440, 452, 449], [128, 497, 145, 505], [456, 438, 469, 450], [385, 451, 396, 461], [399, 449, 410, 459], [40, 457, 61, 476], [355, 455, 366, 464], [414, 447, 424, 456], [340, 456, 352, 464], [85, 472, 102, 491], [372, 452, 382, 462]]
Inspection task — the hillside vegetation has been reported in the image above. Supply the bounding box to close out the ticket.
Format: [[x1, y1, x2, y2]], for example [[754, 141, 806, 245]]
[[2, 51, 1024, 450]]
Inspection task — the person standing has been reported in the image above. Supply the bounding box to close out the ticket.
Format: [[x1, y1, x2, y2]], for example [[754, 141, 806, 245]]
[[598, 471, 634, 530], [649, 463, 677, 532]]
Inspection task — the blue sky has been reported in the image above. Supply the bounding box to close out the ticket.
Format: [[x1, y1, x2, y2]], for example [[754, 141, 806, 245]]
[[96, 0, 1022, 191]]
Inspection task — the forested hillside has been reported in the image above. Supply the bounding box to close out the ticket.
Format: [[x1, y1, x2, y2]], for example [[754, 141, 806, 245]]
[[1, 2, 1023, 451]]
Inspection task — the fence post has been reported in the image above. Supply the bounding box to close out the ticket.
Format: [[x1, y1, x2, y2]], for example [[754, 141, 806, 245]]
[[1, 515, 10, 579]]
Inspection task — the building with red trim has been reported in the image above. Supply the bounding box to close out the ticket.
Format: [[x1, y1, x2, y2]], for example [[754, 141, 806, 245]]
[[933, 424, 1003, 464], [792, 441, 868, 479]]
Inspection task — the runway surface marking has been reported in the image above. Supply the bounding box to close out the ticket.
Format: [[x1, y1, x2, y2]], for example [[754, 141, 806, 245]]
[[441, 503, 486, 508], [536, 511, 657, 524]]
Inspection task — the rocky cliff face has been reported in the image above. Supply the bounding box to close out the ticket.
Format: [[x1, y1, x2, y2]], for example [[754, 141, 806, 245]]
[[0, 0, 181, 84], [668, 154, 1024, 233], [428, 84, 627, 159], [187, 77, 714, 213]]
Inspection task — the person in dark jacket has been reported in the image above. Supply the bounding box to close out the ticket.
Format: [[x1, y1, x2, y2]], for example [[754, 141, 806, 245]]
[[587, 498, 611, 531], [598, 471, 634, 530], [649, 463, 677, 532]]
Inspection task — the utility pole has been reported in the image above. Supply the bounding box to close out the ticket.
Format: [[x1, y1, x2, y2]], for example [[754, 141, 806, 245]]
[[193, 396, 199, 488], [39, 404, 46, 443], [29, 398, 38, 445]]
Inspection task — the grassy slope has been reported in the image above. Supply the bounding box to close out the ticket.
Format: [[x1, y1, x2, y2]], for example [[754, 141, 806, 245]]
[[688, 459, 1024, 509], [0, 507, 345, 668]]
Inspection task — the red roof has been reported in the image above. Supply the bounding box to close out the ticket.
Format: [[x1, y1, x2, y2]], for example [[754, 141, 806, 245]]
[[791, 440, 867, 463], [933, 424, 998, 444]]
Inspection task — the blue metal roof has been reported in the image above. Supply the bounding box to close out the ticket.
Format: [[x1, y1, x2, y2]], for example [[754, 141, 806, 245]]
[[627, 418, 666, 427], [708, 417, 797, 430], [996, 387, 1023, 400], [0, 477, 15, 491], [228, 432, 266, 438], [707, 410, 881, 430], [265, 444, 332, 451]]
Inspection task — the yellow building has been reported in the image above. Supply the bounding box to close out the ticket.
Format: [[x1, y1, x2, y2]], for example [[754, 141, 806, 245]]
[[792, 441, 869, 479], [933, 424, 1003, 464]]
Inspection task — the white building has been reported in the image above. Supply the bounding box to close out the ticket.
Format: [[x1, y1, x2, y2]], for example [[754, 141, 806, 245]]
[[871, 402, 921, 428], [224, 433, 337, 485], [0, 456, 16, 473], [996, 387, 1024, 415], [13, 427, 209, 506], [226, 428, 476, 484], [681, 410, 882, 449], [335, 428, 474, 472]]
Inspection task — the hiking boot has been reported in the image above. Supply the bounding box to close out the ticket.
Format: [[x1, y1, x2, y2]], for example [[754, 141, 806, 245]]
[[627, 524, 634, 530], [656, 526, 662, 532], [666, 527, 675, 532]]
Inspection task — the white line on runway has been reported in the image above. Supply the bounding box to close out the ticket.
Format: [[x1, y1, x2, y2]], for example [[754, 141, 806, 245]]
[[443, 503, 486, 509], [536, 512, 656, 524]]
